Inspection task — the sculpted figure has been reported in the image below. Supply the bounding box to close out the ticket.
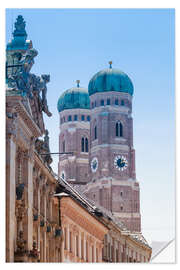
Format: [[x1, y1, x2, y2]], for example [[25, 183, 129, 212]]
[[39, 74, 52, 117]]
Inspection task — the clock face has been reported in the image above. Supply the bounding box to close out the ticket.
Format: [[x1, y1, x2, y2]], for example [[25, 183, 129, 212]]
[[91, 157, 98, 173], [114, 155, 128, 171]]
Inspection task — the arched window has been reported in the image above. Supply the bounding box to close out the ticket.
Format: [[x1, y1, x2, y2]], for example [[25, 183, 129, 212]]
[[62, 141, 65, 153], [68, 115, 72, 121], [120, 123, 123, 137], [81, 115, 85, 121], [116, 122, 119, 136], [116, 122, 123, 137], [100, 99, 104, 106], [85, 138, 88, 152], [107, 98, 110, 105], [81, 137, 85, 152], [94, 126, 97, 140], [87, 115, 90, 121]]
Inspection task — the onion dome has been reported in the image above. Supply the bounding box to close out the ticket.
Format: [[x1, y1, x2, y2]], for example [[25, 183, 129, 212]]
[[57, 80, 90, 112], [88, 61, 134, 96]]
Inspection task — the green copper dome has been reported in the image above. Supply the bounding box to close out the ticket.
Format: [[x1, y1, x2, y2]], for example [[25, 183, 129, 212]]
[[88, 66, 134, 96], [57, 86, 90, 112]]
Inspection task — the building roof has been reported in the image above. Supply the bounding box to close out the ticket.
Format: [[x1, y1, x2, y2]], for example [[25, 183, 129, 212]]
[[53, 172, 151, 249], [88, 65, 134, 96], [57, 86, 90, 112]]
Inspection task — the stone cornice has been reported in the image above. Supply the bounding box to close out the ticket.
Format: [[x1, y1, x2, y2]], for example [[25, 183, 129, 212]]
[[6, 96, 42, 138]]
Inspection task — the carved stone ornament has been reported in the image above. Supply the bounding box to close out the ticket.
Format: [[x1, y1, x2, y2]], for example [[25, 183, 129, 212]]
[[16, 230, 27, 254], [15, 200, 26, 221], [29, 239, 39, 258], [16, 183, 25, 200], [6, 112, 18, 138]]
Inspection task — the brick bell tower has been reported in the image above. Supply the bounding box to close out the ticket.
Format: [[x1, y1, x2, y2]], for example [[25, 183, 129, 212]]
[[57, 81, 91, 189], [84, 62, 141, 232]]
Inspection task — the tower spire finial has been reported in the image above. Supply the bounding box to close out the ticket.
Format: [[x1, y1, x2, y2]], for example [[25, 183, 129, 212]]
[[109, 61, 112, 69], [76, 80, 80, 87]]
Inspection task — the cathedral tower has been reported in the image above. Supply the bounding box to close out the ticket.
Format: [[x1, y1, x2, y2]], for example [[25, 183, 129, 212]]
[[84, 63, 141, 232], [57, 81, 90, 188]]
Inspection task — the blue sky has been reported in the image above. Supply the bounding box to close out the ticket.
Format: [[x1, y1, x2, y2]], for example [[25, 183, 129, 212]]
[[6, 8, 175, 244]]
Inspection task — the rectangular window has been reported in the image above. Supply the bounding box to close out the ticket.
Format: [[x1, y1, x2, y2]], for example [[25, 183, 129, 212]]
[[64, 227, 67, 250], [86, 241, 89, 262], [81, 239, 84, 259], [69, 231, 72, 252], [107, 98, 110, 105], [96, 248, 98, 262], [92, 246, 94, 262], [74, 115, 78, 121], [76, 235, 79, 257]]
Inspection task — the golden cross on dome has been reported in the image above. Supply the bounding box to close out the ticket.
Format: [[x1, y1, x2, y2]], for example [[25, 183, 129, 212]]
[[76, 80, 80, 87], [109, 61, 112, 68]]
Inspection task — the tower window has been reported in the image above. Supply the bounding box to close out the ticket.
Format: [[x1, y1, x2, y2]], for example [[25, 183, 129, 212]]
[[62, 141, 65, 153], [81, 115, 85, 121], [74, 115, 78, 121], [116, 122, 123, 137], [81, 137, 88, 152], [87, 115, 90, 121], [107, 98, 110, 105], [68, 115, 72, 121], [100, 99, 104, 106], [85, 138, 88, 152], [121, 100, 125, 106], [81, 137, 85, 152], [94, 126, 97, 140], [115, 99, 119, 105], [120, 123, 123, 137], [116, 122, 119, 137]]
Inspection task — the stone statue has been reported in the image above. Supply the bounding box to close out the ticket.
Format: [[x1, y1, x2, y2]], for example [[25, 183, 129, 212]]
[[7, 48, 38, 98], [35, 130, 52, 166], [39, 75, 52, 117], [43, 130, 53, 165]]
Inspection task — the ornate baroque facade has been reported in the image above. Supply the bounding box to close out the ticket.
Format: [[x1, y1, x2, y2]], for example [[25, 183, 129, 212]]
[[6, 15, 152, 263]]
